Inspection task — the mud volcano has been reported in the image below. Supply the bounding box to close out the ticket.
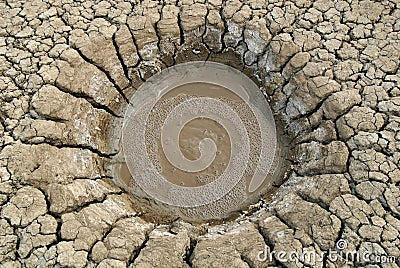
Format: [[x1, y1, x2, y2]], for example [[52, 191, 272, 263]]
[[117, 62, 278, 221]]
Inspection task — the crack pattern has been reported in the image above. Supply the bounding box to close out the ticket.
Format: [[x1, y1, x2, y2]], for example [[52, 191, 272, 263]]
[[1, 0, 400, 267]]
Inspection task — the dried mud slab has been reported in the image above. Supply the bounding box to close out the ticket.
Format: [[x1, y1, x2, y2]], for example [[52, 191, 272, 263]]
[[1, 0, 400, 267]]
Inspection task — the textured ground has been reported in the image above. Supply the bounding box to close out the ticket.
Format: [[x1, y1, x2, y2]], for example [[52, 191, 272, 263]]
[[1, 0, 400, 267]]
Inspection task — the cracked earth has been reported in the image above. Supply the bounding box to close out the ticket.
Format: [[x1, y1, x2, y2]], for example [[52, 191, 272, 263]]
[[1, 0, 400, 267]]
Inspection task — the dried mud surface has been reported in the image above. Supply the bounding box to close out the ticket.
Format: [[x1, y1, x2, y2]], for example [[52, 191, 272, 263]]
[[1, 0, 400, 267]]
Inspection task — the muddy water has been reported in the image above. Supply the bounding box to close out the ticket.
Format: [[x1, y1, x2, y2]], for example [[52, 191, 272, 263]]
[[154, 82, 237, 187]]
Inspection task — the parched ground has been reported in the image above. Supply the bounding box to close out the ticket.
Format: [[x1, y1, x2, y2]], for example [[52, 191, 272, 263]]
[[1, 0, 400, 267]]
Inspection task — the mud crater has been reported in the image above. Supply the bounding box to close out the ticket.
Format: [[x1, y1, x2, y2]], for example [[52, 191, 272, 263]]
[[106, 54, 294, 224]]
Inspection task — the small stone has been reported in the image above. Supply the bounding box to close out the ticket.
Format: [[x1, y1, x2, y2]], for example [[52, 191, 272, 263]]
[[91, 242, 108, 263], [295, 141, 349, 175], [336, 107, 386, 139], [133, 227, 189, 267], [322, 90, 361, 119], [98, 259, 126, 268], [56, 241, 88, 268], [0, 219, 18, 263], [180, 3, 207, 32], [358, 225, 382, 242], [382, 224, 399, 242], [302, 62, 327, 77], [371, 216, 386, 228], [378, 97, 400, 116], [330, 194, 374, 231], [1, 187, 47, 227], [384, 185, 400, 217], [47, 179, 116, 214], [293, 174, 351, 205], [222, 0, 242, 19], [244, 18, 271, 55], [61, 195, 138, 251], [114, 25, 139, 68], [192, 222, 268, 267], [101, 217, 153, 262], [290, 52, 311, 69], [355, 181, 385, 201], [275, 193, 341, 250], [333, 60, 363, 81]]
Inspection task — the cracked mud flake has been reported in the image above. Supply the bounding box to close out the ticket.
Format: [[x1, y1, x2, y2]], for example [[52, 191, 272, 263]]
[[1, 0, 400, 267]]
